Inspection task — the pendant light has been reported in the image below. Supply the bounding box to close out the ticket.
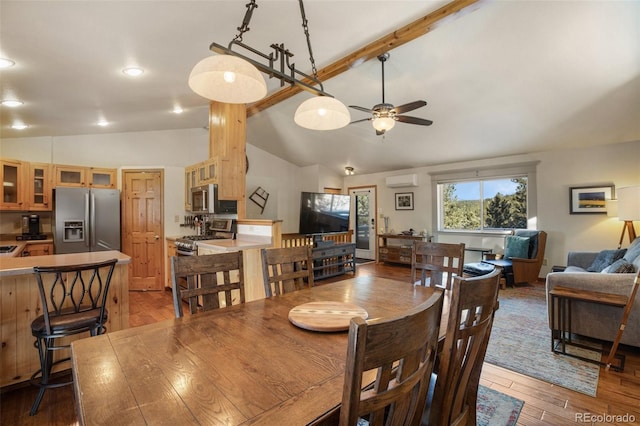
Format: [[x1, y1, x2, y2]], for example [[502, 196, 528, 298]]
[[189, 0, 349, 130], [188, 55, 267, 104]]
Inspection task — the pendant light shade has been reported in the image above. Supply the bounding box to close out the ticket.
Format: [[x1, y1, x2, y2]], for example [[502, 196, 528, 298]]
[[372, 116, 396, 132], [188, 55, 267, 104], [294, 96, 351, 130]]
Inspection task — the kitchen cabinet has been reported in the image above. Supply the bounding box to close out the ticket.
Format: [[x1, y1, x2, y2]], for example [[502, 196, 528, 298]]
[[184, 165, 197, 211], [1, 159, 26, 210], [166, 239, 176, 289], [197, 157, 218, 185], [54, 165, 116, 188], [378, 234, 426, 265], [54, 164, 86, 187], [89, 167, 117, 188], [27, 162, 53, 211], [184, 158, 219, 210], [20, 242, 53, 256]]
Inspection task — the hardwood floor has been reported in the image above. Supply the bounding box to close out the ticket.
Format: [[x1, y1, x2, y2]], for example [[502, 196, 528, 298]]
[[2, 262, 639, 425]]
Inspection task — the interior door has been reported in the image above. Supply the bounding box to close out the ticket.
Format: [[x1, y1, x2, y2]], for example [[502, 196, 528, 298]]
[[349, 187, 376, 260], [123, 170, 164, 291]]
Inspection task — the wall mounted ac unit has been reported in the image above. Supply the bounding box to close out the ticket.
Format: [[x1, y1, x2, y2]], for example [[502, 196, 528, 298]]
[[385, 174, 418, 188]]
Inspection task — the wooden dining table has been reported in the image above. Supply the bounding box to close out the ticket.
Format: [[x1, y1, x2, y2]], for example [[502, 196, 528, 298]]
[[71, 276, 445, 425]]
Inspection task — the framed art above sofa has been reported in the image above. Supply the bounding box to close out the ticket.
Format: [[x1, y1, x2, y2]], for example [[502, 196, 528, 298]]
[[569, 185, 614, 214]]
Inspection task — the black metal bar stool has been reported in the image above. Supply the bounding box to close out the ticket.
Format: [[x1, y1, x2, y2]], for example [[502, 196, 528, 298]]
[[29, 258, 117, 415]]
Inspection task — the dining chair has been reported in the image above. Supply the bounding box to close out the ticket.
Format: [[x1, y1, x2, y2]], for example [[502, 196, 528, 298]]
[[411, 241, 465, 290], [171, 251, 245, 317], [423, 268, 501, 426], [339, 290, 444, 426], [29, 258, 118, 415], [261, 245, 314, 297]]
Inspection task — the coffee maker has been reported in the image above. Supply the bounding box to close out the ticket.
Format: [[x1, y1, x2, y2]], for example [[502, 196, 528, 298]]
[[19, 214, 46, 240]]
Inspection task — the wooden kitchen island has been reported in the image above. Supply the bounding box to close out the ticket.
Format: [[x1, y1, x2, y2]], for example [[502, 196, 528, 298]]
[[0, 250, 131, 388]]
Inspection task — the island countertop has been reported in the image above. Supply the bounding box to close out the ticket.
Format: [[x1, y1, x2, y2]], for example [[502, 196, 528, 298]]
[[0, 249, 131, 387], [0, 250, 131, 277], [196, 236, 272, 252]]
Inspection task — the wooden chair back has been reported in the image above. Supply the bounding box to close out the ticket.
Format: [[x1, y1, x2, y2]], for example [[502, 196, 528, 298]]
[[171, 251, 245, 318], [411, 241, 465, 290], [426, 268, 501, 426], [340, 291, 444, 426], [261, 246, 314, 297]]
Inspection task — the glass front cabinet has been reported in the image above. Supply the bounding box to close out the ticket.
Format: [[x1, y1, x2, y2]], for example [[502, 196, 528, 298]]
[[1, 159, 25, 210], [28, 162, 53, 211]]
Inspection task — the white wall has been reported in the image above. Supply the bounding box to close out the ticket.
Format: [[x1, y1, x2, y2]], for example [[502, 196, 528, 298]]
[[245, 144, 301, 233]]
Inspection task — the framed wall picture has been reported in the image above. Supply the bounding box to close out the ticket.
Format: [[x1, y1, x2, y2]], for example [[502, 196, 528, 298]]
[[569, 185, 614, 214], [395, 192, 414, 210]]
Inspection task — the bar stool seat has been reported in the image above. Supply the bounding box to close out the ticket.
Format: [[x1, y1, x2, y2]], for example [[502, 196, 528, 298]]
[[29, 258, 117, 416]]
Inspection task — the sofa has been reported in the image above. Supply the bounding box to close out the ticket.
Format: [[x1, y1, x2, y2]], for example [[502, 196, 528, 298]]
[[545, 237, 640, 348]]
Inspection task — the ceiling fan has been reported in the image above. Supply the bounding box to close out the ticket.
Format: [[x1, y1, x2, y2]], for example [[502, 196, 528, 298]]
[[349, 53, 433, 135]]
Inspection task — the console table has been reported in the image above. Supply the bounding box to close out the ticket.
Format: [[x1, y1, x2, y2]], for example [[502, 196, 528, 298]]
[[377, 234, 426, 265], [311, 242, 356, 280], [549, 285, 630, 371]]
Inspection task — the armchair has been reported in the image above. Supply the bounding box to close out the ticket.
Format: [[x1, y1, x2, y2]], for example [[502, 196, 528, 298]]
[[484, 230, 547, 284]]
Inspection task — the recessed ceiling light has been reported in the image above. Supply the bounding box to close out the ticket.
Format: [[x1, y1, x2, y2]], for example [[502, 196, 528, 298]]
[[11, 123, 28, 130], [1, 99, 23, 107], [122, 67, 144, 77], [173, 106, 184, 114], [0, 58, 15, 69], [97, 120, 109, 127]]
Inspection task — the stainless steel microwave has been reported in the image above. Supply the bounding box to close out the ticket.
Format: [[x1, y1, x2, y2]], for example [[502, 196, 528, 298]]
[[190, 184, 237, 215]]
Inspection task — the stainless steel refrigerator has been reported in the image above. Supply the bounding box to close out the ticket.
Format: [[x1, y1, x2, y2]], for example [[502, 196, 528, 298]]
[[53, 187, 121, 254]]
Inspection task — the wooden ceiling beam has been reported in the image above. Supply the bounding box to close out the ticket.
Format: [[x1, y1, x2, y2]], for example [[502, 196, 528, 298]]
[[246, 0, 482, 117]]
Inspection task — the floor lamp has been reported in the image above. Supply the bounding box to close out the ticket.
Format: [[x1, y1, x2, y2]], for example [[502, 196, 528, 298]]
[[615, 186, 640, 249]]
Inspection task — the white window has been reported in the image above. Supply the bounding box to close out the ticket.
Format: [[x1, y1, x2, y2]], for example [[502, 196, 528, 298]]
[[431, 162, 538, 233]]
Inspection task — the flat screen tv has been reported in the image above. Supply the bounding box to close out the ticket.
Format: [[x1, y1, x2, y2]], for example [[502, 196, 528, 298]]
[[299, 192, 350, 235]]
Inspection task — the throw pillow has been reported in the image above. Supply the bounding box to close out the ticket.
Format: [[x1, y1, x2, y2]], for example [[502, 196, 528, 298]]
[[586, 249, 627, 272], [601, 258, 636, 274], [622, 237, 640, 263], [504, 235, 530, 259]]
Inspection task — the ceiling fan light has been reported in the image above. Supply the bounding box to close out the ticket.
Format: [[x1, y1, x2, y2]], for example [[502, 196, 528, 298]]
[[372, 116, 395, 132], [188, 55, 267, 104], [294, 96, 351, 130]]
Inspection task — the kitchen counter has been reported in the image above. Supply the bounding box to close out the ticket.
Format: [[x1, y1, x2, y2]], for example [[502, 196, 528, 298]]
[[0, 249, 131, 387], [196, 236, 272, 252], [0, 237, 54, 258]]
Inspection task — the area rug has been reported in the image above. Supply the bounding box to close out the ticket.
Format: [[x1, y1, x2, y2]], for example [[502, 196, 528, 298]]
[[355, 385, 522, 426], [485, 285, 601, 397], [477, 385, 523, 426]]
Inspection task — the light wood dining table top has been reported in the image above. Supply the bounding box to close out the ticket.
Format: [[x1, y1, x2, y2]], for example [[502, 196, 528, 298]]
[[71, 276, 445, 425]]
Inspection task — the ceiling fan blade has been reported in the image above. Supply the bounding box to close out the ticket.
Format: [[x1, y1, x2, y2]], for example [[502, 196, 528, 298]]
[[349, 105, 374, 114], [393, 100, 427, 114], [350, 117, 373, 124], [396, 115, 433, 126]]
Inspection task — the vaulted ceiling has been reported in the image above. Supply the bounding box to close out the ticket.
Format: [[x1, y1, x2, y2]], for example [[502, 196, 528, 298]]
[[1, 1, 638, 175]]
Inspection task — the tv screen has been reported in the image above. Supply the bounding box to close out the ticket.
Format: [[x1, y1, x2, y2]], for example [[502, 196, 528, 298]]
[[299, 192, 350, 235]]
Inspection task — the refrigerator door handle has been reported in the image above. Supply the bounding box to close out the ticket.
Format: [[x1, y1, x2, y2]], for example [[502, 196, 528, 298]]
[[84, 192, 91, 248], [90, 192, 96, 248]]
